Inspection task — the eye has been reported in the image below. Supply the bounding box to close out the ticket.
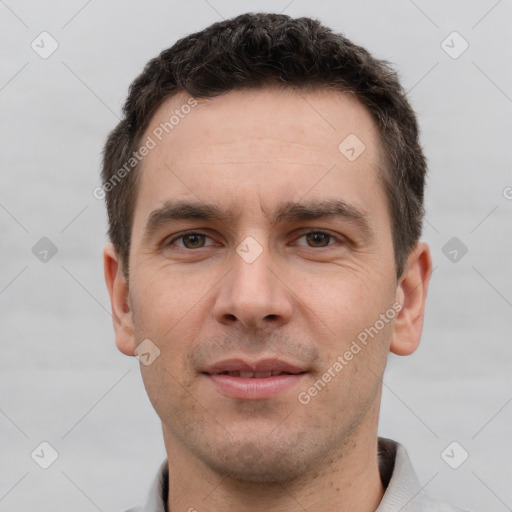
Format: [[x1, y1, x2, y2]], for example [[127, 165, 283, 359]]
[[294, 231, 339, 248], [166, 232, 216, 249]]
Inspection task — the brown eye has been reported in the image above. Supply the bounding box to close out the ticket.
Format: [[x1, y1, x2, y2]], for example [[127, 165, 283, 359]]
[[181, 233, 206, 249], [305, 232, 331, 247]]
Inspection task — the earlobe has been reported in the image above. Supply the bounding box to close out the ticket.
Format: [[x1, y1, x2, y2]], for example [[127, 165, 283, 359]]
[[103, 244, 137, 356], [390, 242, 432, 356]]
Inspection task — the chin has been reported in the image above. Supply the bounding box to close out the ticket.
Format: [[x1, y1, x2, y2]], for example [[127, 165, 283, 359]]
[[206, 441, 308, 483], [186, 426, 324, 484]]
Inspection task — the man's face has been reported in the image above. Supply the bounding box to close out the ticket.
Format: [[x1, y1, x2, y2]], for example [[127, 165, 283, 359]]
[[120, 88, 403, 481]]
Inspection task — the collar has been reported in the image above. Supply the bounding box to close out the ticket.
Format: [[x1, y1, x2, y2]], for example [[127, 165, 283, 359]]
[[130, 437, 464, 512]]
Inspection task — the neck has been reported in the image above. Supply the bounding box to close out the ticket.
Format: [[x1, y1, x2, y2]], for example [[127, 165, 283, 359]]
[[163, 409, 385, 512]]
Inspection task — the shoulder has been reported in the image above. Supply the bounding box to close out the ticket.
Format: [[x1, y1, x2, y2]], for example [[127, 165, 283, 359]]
[[377, 438, 472, 512], [414, 492, 472, 512]]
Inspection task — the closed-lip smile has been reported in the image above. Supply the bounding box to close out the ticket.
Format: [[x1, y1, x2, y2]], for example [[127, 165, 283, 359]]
[[201, 358, 308, 400]]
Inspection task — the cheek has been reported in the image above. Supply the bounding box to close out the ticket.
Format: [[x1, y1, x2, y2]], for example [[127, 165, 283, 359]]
[[130, 266, 214, 377], [306, 321, 391, 417], [131, 263, 210, 325], [139, 356, 198, 432], [296, 269, 388, 337], [296, 270, 396, 398]]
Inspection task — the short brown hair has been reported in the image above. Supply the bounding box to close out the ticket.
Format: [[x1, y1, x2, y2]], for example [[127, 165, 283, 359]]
[[101, 12, 427, 279]]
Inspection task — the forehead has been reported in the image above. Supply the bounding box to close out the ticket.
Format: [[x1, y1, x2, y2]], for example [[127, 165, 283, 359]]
[[134, 87, 387, 228], [145, 86, 379, 157]]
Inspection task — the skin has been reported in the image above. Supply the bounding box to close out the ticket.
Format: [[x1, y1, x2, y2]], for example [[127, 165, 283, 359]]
[[104, 87, 432, 512]]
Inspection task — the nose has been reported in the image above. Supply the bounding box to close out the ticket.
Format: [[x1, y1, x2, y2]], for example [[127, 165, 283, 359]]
[[212, 245, 293, 331]]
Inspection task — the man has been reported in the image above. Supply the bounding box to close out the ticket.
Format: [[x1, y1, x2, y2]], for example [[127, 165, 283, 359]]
[[101, 12, 468, 512]]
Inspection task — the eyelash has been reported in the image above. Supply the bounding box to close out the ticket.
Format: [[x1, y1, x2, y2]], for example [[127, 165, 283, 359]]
[[165, 231, 219, 250], [164, 230, 344, 250]]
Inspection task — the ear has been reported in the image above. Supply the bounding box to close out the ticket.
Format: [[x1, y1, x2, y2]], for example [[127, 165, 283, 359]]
[[103, 243, 136, 356], [390, 242, 432, 356]]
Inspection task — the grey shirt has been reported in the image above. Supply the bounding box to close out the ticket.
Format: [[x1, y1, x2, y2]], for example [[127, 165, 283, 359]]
[[124, 437, 469, 512]]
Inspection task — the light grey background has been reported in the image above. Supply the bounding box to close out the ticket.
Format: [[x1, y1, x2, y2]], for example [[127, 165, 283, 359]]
[[1, 0, 511, 511]]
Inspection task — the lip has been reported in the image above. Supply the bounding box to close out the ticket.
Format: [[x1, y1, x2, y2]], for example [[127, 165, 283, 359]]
[[201, 358, 308, 400], [202, 358, 305, 375]]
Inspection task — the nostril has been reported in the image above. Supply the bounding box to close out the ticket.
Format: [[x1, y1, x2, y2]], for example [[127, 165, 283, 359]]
[[265, 314, 278, 320]]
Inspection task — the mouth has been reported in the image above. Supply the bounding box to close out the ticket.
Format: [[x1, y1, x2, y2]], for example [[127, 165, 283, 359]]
[[201, 358, 308, 400], [213, 370, 304, 378]]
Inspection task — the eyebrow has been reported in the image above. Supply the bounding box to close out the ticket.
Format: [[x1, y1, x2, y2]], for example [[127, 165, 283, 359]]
[[272, 199, 375, 239], [143, 201, 234, 243], [143, 198, 375, 242]]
